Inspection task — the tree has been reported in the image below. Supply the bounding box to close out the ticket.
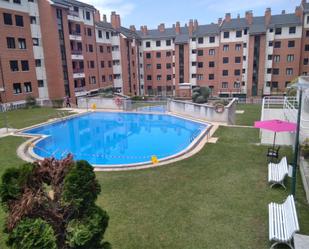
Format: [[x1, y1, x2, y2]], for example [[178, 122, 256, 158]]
[[0, 155, 110, 249], [192, 86, 211, 104]]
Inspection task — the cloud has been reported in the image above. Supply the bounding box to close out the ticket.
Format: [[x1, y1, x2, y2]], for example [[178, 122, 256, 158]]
[[84, 0, 135, 19]]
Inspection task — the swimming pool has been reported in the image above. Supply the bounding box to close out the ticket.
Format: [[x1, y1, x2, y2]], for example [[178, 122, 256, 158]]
[[22, 112, 209, 167]]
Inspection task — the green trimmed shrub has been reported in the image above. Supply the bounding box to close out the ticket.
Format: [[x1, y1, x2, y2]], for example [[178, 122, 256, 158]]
[[7, 218, 57, 249], [192, 86, 210, 104], [25, 96, 37, 108]]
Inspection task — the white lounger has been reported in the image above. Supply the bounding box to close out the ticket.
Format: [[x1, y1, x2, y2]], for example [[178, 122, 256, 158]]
[[269, 195, 299, 249], [268, 157, 288, 189]]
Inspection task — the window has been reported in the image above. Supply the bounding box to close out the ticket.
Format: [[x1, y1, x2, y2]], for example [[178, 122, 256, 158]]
[[192, 49, 196, 54], [7, 37, 15, 49], [156, 64, 161, 69], [197, 62, 203, 68], [90, 61, 95, 68], [146, 75, 152, 81], [235, 44, 241, 51], [243, 56, 246, 61], [286, 68, 293, 75], [166, 63, 171, 69], [234, 81, 240, 88], [24, 82, 32, 92], [223, 45, 229, 51], [33, 38, 39, 46], [271, 82, 278, 88], [166, 51, 171, 56], [156, 52, 161, 58], [274, 41, 281, 48], [244, 29, 248, 35], [222, 82, 228, 89], [106, 32, 110, 39], [87, 28, 92, 36], [35, 59, 41, 67], [209, 49, 215, 55], [268, 55, 273, 60], [274, 55, 280, 62], [146, 41, 151, 47], [273, 68, 279, 75], [243, 43, 247, 48], [191, 37, 196, 42], [13, 83, 22, 94], [209, 74, 214, 80], [198, 37, 204, 44], [107, 46, 111, 53], [222, 70, 228, 76], [90, 76, 96, 84], [192, 62, 196, 66], [191, 74, 196, 78], [275, 28, 282, 35], [3, 13, 12, 25], [197, 50, 203, 56], [289, 27, 296, 34], [305, 44, 309, 51], [18, 38, 26, 49], [99, 46, 103, 53], [306, 30, 309, 37], [234, 69, 241, 76], [209, 61, 215, 67], [85, 11, 90, 20], [146, 64, 151, 69], [156, 40, 161, 47], [269, 28, 274, 33], [15, 15, 24, 27], [167, 75, 172, 81], [157, 75, 162, 80], [235, 57, 241, 63], [304, 58, 309, 65], [267, 68, 272, 74], [21, 60, 29, 71], [166, 39, 171, 46], [223, 57, 229, 64], [242, 68, 246, 73], [209, 36, 215, 43], [269, 41, 273, 47], [101, 75, 106, 82], [98, 30, 102, 38], [288, 40, 295, 48], [223, 31, 229, 38], [287, 54, 294, 62], [108, 61, 112, 67], [146, 53, 151, 59], [307, 16, 309, 24], [30, 16, 36, 24], [236, 30, 242, 38], [38, 80, 44, 87], [100, 61, 104, 68], [10, 60, 19, 71], [13, 0, 21, 3], [88, 44, 93, 52], [197, 74, 203, 80]]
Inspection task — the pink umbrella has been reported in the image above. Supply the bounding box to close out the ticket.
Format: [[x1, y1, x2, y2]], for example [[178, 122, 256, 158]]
[[254, 119, 297, 148]]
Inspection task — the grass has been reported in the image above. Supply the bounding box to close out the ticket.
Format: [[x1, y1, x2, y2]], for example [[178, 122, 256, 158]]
[[236, 104, 262, 126], [0, 105, 309, 249], [0, 107, 73, 129]]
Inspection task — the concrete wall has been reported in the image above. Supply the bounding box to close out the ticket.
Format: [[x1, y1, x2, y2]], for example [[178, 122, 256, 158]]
[[77, 97, 122, 109], [167, 98, 237, 124]]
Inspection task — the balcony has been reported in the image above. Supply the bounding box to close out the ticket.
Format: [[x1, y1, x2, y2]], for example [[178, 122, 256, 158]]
[[73, 69, 85, 79], [69, 31, 82, 41], [68, 11, 81, 22], [71, 50, 84, 60]]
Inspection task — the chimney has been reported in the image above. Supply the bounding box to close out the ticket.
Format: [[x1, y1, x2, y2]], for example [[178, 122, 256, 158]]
[[111, 11, 121, 29], [130, 25, 136, 32], [175, 21, 181, 34], [194, 19, 198, 31], [188, 19, 194, 35], [295, 6, 303, 17], [218, 18, 222, 25], [282, 10, 286, 14], [245, 10, 253, 25], [103, 14, 107, 22], [158, 23, 165, 32], [141, 25, 148, 35], [225, 13, 231, 22], [265, 8, 271, 25], [94, 10, 101, 22]]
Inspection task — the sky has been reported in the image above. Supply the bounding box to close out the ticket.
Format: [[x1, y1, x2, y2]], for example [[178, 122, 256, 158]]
[[84, 0, 300, 29]]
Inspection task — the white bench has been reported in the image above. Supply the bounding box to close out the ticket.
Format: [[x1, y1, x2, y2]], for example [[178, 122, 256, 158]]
[[268, 157, 289, 189], [269, 195, 299, 249]]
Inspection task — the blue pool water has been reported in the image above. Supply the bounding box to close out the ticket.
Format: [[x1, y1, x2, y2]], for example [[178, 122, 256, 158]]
[[23, 112, 208, 166]]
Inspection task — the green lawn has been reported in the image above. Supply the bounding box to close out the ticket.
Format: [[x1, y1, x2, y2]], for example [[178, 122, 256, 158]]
[[0, 107, 72, 129], [0, 106, 309, 249], [236, 104, 262, 126]]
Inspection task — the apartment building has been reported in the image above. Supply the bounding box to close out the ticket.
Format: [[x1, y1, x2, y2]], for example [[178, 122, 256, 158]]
[[1, 0, 309, 105]]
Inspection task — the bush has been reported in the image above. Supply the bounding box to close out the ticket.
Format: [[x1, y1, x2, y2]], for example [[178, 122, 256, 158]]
[[51, 99, 64, 108], [301, 138, 309, 159], [25, 96, 37, 108], [7, 218, 57, 249], [130, 96, 146, 101], [192, 86, 210, 104], [195, 96, 207, 103], [286, 87, 297, 97]]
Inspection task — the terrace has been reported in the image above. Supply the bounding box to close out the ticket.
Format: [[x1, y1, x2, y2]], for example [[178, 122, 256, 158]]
[[0, 104, 308, 248]]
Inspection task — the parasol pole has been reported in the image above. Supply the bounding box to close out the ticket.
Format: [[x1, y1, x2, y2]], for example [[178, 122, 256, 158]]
[[273, 132, 277, 150]]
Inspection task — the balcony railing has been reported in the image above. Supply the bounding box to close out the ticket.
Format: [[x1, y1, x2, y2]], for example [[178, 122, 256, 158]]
[[73, 68, 84, 74], [69, 31, 81, 36], [71, 50, 83, 55], [69, 11, 79, 17]]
